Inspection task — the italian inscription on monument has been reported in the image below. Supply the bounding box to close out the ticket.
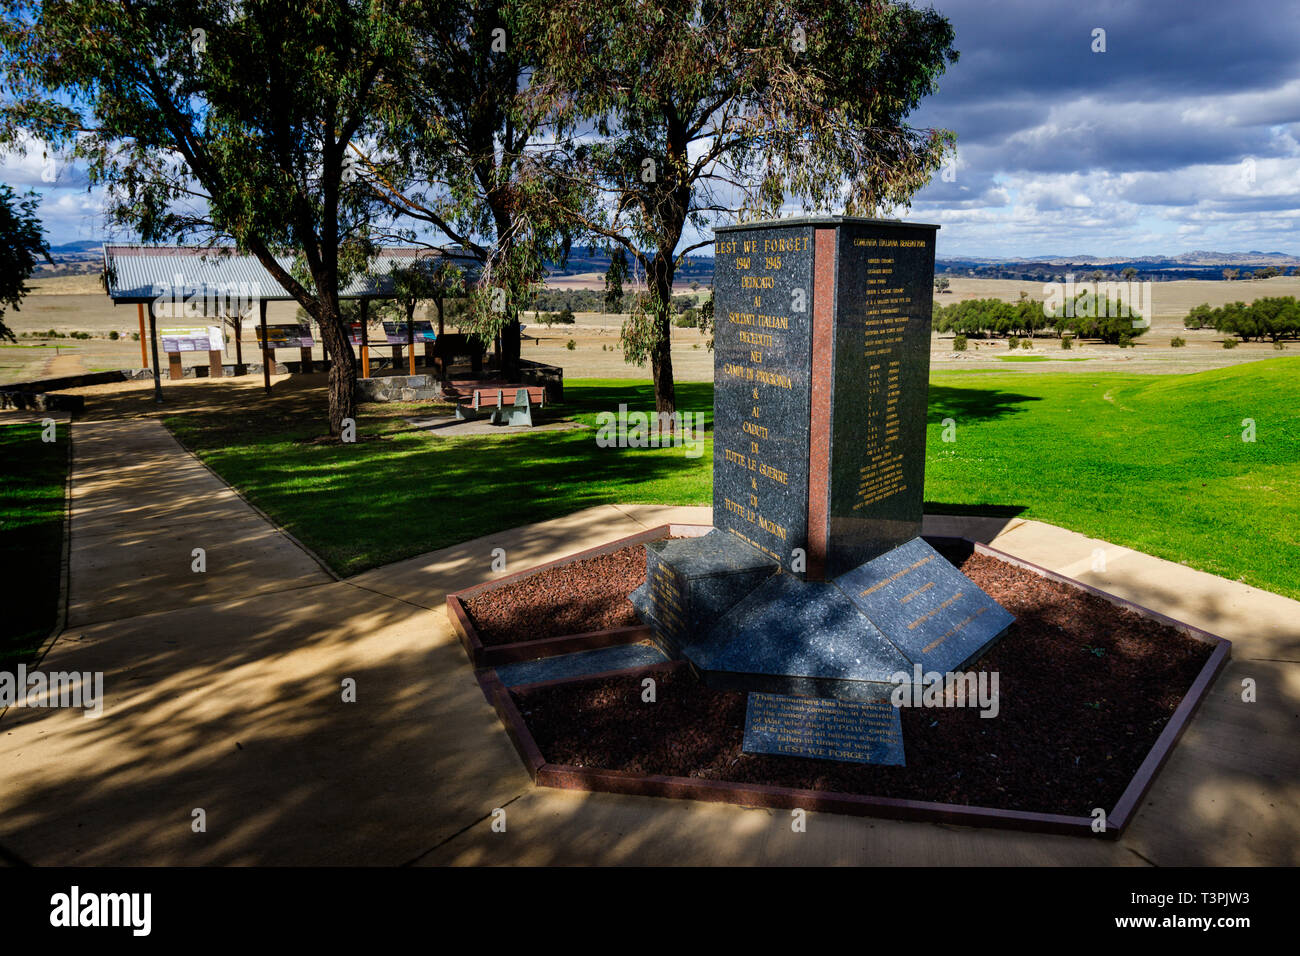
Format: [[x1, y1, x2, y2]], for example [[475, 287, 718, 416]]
[[711, 227, 814, 572]]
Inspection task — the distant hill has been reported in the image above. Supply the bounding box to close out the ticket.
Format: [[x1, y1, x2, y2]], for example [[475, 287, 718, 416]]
[[542, 252, 714, 280], [40, 240, 1298, 286], [47, 240, 104, 254], [937, 253, 1300, 282]]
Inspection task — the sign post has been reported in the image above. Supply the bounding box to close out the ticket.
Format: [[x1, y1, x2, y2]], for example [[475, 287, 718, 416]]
[[137, 303, 148, 369], [360, 301, 370, 378]]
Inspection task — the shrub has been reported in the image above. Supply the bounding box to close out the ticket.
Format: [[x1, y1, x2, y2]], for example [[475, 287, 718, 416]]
[[108, 330, 120, 340], [566, 339, 576, 350], [557, 307, 576, 325], [1061, 335, 1073, 350], [1021, 337, 1033, 349], [1274, 341, 1286, 350], [1117, 333, 1133, 348], [1184, 304, 1213, 330], [1007, 335, 1019, 349], [1170, 336, 1186, 348], [674, 309, 697, 328], [1223, 338, 1238, 349], [70, 330, 91, 340], [952, 334, 967, 351], [130, 332, 140, 341]]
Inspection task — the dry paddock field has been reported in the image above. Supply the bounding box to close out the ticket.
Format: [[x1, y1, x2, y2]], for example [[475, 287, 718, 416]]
[[4, 273, 1298, 385]]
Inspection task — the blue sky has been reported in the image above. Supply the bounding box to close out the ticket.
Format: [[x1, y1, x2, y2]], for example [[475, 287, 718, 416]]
[[4, 0, 1299, 259]]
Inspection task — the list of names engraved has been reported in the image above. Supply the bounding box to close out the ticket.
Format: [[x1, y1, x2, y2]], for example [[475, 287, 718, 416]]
[[852, 235, 930, 512]]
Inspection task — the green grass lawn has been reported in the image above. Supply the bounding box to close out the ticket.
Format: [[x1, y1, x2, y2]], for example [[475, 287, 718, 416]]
[[165, 359, 1300, 599], [0, 422, 68, 667], [926, 357, 1300, 599], [165, 380, 715, 574]]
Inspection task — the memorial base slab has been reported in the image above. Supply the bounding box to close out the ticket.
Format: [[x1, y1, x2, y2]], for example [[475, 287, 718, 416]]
[[635, 532, 1014, 704], [447, 522, 1231, 835]]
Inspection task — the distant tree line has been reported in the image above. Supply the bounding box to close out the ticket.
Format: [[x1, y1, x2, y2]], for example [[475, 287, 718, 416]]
[[934, 293, 1147, 345], [1184, 297, 1300, 342], [1221, 267, 1294, 281]]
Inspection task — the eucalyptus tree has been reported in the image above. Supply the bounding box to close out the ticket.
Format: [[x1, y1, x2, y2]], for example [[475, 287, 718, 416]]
[[360, 0, 587, 380], [0, 184, 50, 340], [0, 0, 425, 433], [526, 0, 958, 415]]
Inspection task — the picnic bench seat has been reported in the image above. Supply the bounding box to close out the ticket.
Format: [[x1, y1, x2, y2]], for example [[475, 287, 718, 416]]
[[451, 383, 546, 426]]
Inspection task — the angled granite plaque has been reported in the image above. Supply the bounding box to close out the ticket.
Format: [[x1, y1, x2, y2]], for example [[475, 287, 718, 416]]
[[630, 530, 779, 653], [742, 691, 905, 765], [833, 537, 1014, 674], [682, 573, 911, 700]]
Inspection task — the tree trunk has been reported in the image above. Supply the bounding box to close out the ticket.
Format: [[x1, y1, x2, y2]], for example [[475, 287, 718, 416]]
[[315, 306, 357, 437], [648, 253, 676, 417]]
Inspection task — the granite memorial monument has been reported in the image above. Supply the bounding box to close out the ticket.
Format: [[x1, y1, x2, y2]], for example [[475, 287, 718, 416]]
[[629, 216, 1014, 764]]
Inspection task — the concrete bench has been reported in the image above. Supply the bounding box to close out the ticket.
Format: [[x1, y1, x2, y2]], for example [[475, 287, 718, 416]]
[[454, 385, 546, 426]]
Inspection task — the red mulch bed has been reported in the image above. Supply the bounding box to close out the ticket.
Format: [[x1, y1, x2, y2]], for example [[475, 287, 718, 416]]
[[462, 545, 647, 646], [507, 549, 1215, 817]]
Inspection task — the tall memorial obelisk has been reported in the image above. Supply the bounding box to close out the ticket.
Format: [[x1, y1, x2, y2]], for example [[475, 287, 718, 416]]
[[631, 216, 1012, 708]]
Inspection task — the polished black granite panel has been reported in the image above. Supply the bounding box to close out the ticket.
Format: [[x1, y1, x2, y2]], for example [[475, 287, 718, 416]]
[[633, 530, 778, 654], [711, 225, 815, 572], [823, 222, 937, 575], [647, 529, 778, 576], [495, 643, 669, 688], [742, 691, 905, 766], [833, 537, 1015, 674], [681, 573, 912, 699]]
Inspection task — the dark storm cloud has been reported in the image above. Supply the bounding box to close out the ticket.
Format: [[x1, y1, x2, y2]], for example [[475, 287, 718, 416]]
[[910, 0, 1300, 164], [918, 0, 1300, 113], [900, 0, 1300, 254]]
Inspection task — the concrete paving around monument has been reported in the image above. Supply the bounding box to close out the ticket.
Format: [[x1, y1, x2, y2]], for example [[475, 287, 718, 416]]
[[0, 421, 1294, 864]]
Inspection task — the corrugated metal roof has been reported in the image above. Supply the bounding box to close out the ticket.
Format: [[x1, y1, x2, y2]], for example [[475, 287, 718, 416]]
[[102, 245, 481, 304]]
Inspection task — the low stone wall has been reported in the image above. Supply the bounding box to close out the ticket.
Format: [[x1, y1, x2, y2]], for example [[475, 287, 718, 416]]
[[0, 389, 85, 414], [356, 374, 446, 403], [518, 359, 564, 403], [2, 369, 149, 392]]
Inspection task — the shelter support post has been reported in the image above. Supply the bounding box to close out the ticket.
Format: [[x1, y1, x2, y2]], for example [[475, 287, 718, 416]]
[[260, 299, 271, 395], [147, 301, 163, 405], [360, 300, 370, 378]]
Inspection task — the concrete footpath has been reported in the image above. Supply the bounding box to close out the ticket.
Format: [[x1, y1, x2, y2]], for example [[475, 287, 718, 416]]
[[0, 420, 1295, 865]]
